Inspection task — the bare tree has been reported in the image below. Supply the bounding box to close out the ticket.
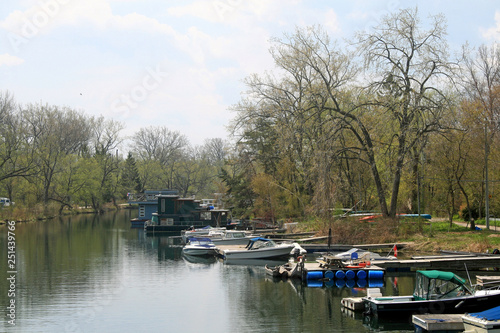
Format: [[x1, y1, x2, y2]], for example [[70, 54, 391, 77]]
[[0, 92, 35, 187]]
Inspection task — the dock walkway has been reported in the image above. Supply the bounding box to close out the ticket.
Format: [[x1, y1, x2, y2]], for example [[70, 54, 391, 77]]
[[375, 255, 500, 271]]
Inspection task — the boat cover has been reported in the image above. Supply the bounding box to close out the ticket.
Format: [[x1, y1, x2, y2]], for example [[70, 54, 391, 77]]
[[417, 270, 466, 285], [414, 270, 470, 300], [467, 305, 500, 321], [188, 237, 213, 243]]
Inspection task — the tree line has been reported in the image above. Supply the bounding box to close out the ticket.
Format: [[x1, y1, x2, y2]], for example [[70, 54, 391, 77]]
[[224, 8, 500, 224], [0, 92, 228, 213], [2, 8, 499, 224]]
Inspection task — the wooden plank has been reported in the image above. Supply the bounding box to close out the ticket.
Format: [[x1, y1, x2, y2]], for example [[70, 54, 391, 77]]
[[376, 256, 500, 271], [476, 275, 500, 287]]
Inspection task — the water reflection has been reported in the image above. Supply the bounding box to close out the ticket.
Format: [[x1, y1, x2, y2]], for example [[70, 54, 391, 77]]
[[0, 210, 422, 332]]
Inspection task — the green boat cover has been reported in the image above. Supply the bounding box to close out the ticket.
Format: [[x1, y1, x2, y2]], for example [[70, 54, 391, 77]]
[[414, 270, 470, 301], [417, 270, 466, 285]]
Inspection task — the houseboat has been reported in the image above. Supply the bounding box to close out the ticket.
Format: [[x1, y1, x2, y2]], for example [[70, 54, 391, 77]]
[[144, 193, 230, 233], [127, 189, 178, 227]]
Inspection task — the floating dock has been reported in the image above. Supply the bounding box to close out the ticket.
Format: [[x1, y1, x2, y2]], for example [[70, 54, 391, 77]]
[[267, 256, 385, 288], [412, 314, 464, 332], [375, 255, 500, 271]]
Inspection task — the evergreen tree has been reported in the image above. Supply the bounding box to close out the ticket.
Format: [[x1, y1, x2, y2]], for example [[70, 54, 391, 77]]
[[120, 152, 142, 197]]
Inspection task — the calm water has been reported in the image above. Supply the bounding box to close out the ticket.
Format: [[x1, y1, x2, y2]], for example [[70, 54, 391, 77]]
[[0, 209, 420, 332]]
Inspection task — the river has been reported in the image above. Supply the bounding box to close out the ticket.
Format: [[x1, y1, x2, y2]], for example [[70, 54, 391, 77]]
[[0, 209, 420, 332]]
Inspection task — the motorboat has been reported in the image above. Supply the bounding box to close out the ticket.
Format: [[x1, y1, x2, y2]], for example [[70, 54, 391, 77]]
[[207, 230, 256, 246], [218, 237, 306, 261], [462, 305, 500, 332], [334, 248, 397, 261], [181, 226, 226, 242], [181, 237, 217, 256], [364, 270, 500, 318]]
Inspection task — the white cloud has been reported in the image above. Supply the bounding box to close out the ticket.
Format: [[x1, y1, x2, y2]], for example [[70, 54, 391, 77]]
[[0, 53, 24, 66], [481, 11, 500, 41], [323, 9, 340, 35]]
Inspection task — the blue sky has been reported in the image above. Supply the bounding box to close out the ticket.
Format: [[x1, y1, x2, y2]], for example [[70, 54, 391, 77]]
[[1, 0, 499, 146]]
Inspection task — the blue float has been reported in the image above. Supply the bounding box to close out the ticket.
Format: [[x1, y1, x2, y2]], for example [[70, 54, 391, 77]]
[[307, 279, 323, 288], [368, 279, 384, 288], [307, 271, 323, 280], [357, 279, 367, 287], [357, 270, 367, 280], [368, 270, 384, 280], [345, 270, 356, 280], [335, 270, 345, 279], [335, 279, 346, 288], [324, 270, 334, 280]]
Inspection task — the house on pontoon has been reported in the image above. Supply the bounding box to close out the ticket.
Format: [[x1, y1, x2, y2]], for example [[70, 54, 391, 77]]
[[127, 189, 178, 227], [144, 193, 230, 233]]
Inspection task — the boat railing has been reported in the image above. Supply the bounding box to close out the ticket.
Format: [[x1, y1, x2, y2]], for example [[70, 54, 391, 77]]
[[127, 193, 158, 202]]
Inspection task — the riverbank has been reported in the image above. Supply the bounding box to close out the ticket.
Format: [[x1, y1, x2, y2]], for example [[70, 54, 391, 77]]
[[303, 216, 500, 256], [0, 201, 127, 223]]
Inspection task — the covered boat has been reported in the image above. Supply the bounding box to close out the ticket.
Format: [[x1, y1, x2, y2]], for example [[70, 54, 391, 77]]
[[181, 237, 217, 256], [463, 305, 500, 332], [334, 248, 397, 261], [219, 237, 305, 261], [364, 270, 500, 318]]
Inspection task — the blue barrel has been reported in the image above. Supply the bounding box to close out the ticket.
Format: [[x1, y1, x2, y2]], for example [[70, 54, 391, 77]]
[[357, 279, 367, 288], [345, 270, 355, 280], [335, 270, 345, 279], [335, 279, 346, 288], [368, 279, 384, 288], [357, 270, 367, 280], [324, 270, 334, 280], [307, 279, 323, 288], [368, 270, 384, 280], [307, 271, 323, 280]]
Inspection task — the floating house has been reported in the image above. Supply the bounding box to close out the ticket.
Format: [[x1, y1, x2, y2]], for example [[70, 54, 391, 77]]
[[127, 190, 179, 227], [144, 193, 230, 233]]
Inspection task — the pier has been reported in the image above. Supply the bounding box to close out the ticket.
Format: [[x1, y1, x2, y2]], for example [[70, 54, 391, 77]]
[[374, 254, 500, 271]]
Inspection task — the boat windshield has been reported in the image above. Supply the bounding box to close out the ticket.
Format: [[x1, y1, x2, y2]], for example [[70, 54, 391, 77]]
[[246, 238, 276, 250], [414, 270, 472, 300]]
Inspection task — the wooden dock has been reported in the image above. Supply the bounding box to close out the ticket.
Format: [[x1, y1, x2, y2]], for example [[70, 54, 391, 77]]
[[301, 242, 410, 253], [412, 314, 464, 332], [375, 255, 500, 271], [477, 275, 500, 288]]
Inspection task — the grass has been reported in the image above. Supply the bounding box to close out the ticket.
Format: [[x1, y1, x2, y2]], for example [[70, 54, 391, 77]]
[[295, 216, 500, 255], [0, 201, 120, 223]]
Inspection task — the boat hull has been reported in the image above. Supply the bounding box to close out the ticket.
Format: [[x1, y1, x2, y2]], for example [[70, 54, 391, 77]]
[[365, 291, 500, 318], [182, 248, 217, 256], [223, 244, 295, 260]]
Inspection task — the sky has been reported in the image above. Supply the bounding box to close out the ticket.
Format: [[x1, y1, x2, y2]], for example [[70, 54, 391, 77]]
[[1, 0, 499, 147]]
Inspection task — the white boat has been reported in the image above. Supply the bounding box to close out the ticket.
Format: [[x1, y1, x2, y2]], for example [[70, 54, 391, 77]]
[[334, 248, 397, 261], [181, 226, 226, 242], [208, 230, 256, 246], [181, 237, 217, 256], [462, 305, 500, 332], [219, 237, 306, 261]]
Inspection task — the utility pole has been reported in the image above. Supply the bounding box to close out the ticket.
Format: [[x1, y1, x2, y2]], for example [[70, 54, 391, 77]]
[[485, 124, 490, 230]]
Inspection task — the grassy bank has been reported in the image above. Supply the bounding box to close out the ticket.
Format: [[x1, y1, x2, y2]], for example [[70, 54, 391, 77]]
[[299, 216, 500, 255], [0, 202, 122, 223]]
